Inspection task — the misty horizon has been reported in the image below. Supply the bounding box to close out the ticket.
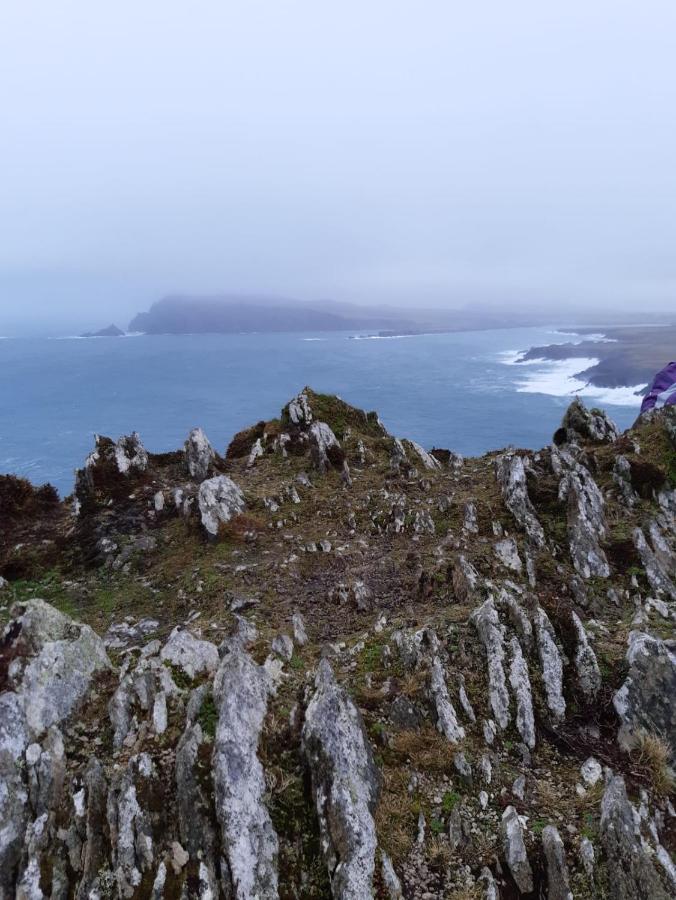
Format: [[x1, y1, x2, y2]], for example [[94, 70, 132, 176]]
[[2, 2, 676, 334]]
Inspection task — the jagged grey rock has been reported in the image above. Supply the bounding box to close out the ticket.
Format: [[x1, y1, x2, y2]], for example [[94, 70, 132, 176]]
[[247, 437, 265, 468], [271, 633, 294, 661], [555, 447, 610, 578], [114, 431, 149, 475], [3, 599, 111, 741], [600, 773, 671, 899], [462, 500, 479, 534], [555, 397, 619, 446], [508, 636, 536, 749], [302, 659, 381, 899], [542, 825, 573, 900], [495, 452, 546, 548], [291, 611, 308, 646], [76, 757, 109, 900], [497, 586, 533, 651], [494, 537, 522, 573], [633, 523, 676, 600], [413, 509, 435, 535], [613, 631, 676, 762], [407, 440, 441, 471], [287, 390, 313, 425], [470, 598, 510, 729], [429, 656, 465, 743], [198, 474, 246, 538], [212, 646, 279, 899], [500, 805, 533, 894], [452, 555, 480, 603], [184, 426, 215, 481], [309, 421, 342, 474], [614, 455, 638, 507], [534, 606, 566, 720], [107, 753, 160, 898], [160, 627, 219, 679], [571, 611, 602, 701], [380, 852, 403, 899], [175, 685, 220, 899]]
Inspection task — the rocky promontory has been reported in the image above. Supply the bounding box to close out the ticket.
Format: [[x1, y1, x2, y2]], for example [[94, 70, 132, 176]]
[[1, 388, 675, 899]]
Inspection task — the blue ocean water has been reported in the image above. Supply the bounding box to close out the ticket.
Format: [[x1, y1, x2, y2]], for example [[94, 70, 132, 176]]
[[0, 328, 642, 496]]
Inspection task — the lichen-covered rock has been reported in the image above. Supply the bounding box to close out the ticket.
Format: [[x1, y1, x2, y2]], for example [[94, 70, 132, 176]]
[[286, 390, 313, 425], [534, 607, 566, 720], [452, 555, 480, 603], [554, 397, 619, 446], [542, 825, 573, 900], [406, 440, 442, 471], [114, 432, 149, 475], [107, 752, 161, 898], [508, 636, 535, 749], [571, 611, 601, 701], [198, 474, 246, 539], [160, 627, 219, 680], [554, 448, 610, 578], [633, 523, 676, 600], [184, 427, 215, 481], [302, 659, 381, 899], [429, 656, 465, 743], [470, 598, 510, 730], [175, 686, 220, 899], [600, 774, 671, 899], [613, 631, 676, 762], [0, 692, 30, 899], [494, 537, 522, 573], [212, 646, 279, 899], [495, 452, 545, 548], [500, 805, 533, 893], [309, 421, 343, 474], [3, 599, 111, 741]]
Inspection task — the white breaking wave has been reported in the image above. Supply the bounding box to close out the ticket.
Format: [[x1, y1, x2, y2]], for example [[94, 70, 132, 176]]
[[507, 356, 646, 406], [301, 337, 328, 341]]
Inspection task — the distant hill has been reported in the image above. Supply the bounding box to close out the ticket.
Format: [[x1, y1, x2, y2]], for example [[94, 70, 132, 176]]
[[128, 296, 416, 335]]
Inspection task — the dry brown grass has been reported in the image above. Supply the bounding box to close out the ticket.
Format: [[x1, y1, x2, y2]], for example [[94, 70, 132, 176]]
[[389, 726, 458, 773], [631, 732, 675, 797], [375, 768, 418, 861]]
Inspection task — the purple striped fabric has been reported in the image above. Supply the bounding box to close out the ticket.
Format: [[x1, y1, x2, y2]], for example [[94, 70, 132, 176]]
[[641, 361, 676, 412]]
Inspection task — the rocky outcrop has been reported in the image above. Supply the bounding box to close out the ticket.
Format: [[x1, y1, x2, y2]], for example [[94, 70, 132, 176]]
[[542, 825, 573, 900], [613, 631, 676, 762], [302, 659, 381, 899], [600, 774, 671, 899], [554, 397, 619, 446], [114, 432, 149, 476], [212, 646, 278, 899], [508, 636, 536, 748], [571, 611, 601, 701], [534, 606, 566, 720], [495, 452, 545, 548], [309, 421, 344, 475], [184, 427, 215, 481], [198, 474, 246, 538], [554, 447, 610, 578], [160, 626, 219, 679], [429, 656, 465, 743]]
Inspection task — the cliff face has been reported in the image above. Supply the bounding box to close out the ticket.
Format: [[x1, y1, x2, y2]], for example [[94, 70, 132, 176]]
[[1, 389, 675, 900]]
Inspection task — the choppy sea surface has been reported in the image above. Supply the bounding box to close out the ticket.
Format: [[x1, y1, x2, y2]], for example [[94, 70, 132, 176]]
[[0, 327, 645, 496]]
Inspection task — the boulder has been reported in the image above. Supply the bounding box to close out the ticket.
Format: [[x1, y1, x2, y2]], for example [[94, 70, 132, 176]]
[[613, 631, 676, 762], [212, 646, 279, 899], [309, 421, 343, 474], [198, 475, 246, 539], [302, 659, 381, 899], [114, 432, 149, 475], [184, 427, 215, 481]]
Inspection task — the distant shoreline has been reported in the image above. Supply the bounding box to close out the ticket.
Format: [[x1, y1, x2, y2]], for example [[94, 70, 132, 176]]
[[513, 324, 676, 389]]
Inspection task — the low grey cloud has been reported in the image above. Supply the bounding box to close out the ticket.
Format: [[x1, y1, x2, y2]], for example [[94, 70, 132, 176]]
[[1, 1, 675, 333]]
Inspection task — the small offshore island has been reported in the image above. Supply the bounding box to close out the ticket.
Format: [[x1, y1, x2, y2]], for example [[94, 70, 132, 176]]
[[1, 387, 675, 899]]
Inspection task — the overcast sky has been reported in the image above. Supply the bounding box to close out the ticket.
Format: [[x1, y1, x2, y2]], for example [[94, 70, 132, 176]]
[[1, 1, 675, 332]]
